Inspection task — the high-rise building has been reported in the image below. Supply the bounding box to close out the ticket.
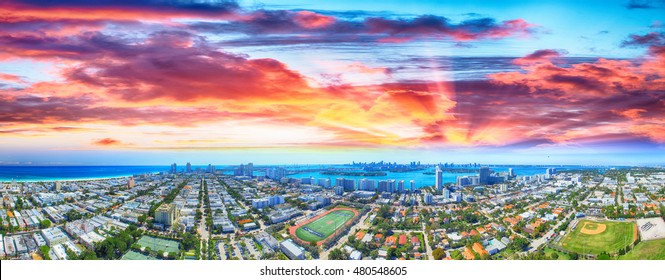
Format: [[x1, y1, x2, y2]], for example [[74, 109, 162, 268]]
[[234, 163, 254, 177], [377, 180, 388, 193], [397, 180, 405, 193], [317, 178, 331, 188], [127, 177, 135, 189], [359, 179, 376, 191], [508, 168, 515, 177], [245, 163, 254, 177], [55, 181, 62, 192], [387, 179, 396, 193], [207, 164, 216, 173], [334, 186, 344, 196], [479, 166, 491, 185], [155, 203, 179, 227], [266, 167, 286, 180], [435, 166, 443, 190], [170, 163, 177, 174], [410, 180, 415, 193], [443, 188, 450, 199], [186, 162, 192, 173], [301, 177, 315, 185], [336, 178, 355, 192], [457, 176, 470, 186], [424, 192, 433, 205], [545, 168, 557, 179]]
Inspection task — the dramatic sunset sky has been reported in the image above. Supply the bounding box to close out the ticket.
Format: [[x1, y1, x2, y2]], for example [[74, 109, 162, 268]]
[[1, 0, 664, 165]]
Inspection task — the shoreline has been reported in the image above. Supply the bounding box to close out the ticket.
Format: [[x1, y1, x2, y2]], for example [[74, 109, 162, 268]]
[[0, 172, 163, 183]]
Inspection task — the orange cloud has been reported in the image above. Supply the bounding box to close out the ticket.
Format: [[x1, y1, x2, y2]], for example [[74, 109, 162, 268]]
[[1, 73, 21, 82], [293, 11, 336, 28], [92, 138, 121, 146]]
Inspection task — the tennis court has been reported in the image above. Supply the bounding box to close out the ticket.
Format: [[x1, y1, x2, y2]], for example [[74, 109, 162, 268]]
[[136, 236, 180, 253]]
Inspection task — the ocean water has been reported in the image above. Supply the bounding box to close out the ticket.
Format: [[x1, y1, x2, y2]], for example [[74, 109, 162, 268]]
[[0, 164, 612, 185], [0, 166, 169, 182], [286, 165, 607, 189]]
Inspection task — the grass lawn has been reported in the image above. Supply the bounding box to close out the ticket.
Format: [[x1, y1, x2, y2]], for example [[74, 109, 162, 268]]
[[295, 209, 356, 243], [618, 239, 665, 260], [544, 247, 570, 260], [136, 236, 180, 253], [561, 220, 635, 255]]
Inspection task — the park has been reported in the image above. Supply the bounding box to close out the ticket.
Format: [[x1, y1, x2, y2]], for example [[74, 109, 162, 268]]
[[560, 219, 636, 256], [292, 207, 360, 245]]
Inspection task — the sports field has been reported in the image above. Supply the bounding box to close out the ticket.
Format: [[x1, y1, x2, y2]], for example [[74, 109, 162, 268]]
[[136, 236, 180, 253], [121, 250, 157, 260], [294, 208, 358, 244], [560, 219, 636, 255], [618, 239, 665, 260]]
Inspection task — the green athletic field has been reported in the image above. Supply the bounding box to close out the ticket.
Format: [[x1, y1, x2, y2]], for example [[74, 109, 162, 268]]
[[295, 209, 356, 243], [560, 220, 635, 255], [136, 236, 180, 253], [618, 239, 665, 260], [121, 250, 157, 260]]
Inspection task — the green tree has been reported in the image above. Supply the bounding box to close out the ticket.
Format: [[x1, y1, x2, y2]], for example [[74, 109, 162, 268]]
[[597, 252, 611, 260], [40, 245, 51, 260], [40, 219, 51, 229], [569, 252, 579, 260], [168, 251, 177, 259], [432, 248, 445, 260], [328, 248, 347, 260], [137, 214, 147, 225]]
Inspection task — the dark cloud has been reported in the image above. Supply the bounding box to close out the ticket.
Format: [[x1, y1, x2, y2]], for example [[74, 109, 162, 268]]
[[193, 13, 536, 45], [621, 32, 665, 56], [625, 0, 665, 9], [622, 32, 665, 47], [0, 95, 233, 126], [10, 0, 240, 13]]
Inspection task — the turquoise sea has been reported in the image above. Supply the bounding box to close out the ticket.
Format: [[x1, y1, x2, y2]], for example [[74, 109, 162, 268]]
[[285, 165, 611, 188], [0, 164, 615, 186]]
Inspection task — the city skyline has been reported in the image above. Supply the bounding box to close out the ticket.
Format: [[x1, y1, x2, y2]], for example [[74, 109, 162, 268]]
[[1, 0, 665, 165]]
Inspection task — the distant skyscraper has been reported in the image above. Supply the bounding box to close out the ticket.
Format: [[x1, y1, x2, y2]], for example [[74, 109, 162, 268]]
[[409, 180, 415, 192], [424, 192, 433, 205], [359, 178, 376, 191], [186, 162, 192, 173], [397, 180, 405, 193], [127, 177, 135, 189], [207, 164, 215, 173], [479, 166, 491, 185], [377, 180, 388, 193], [245, 163, 254, 177], [234, 163, 254, 177], [55, 181, 62, 192], [508, 168, 514, 177], [387, 179, 396, 193], [266, 167, 286, 180], [435, 166, 443, 190], [336, 178, 355, 192], [317, 178, 331, 188], [170, 163, 177, 174]]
